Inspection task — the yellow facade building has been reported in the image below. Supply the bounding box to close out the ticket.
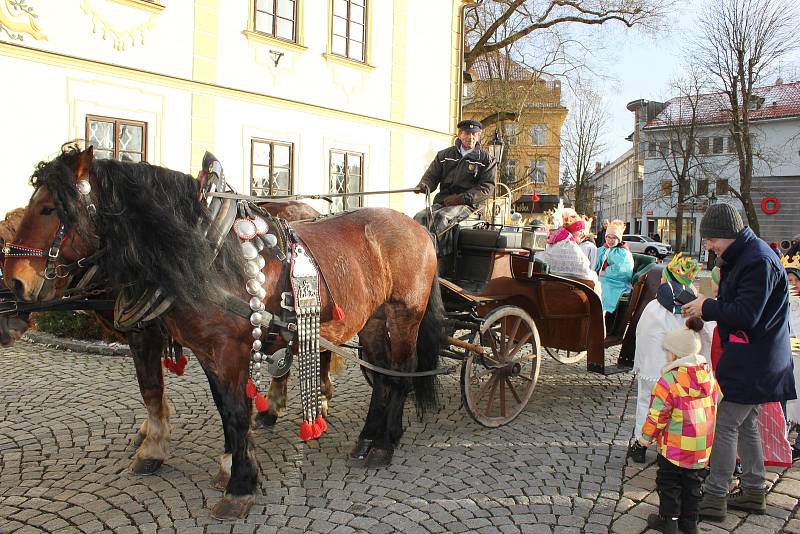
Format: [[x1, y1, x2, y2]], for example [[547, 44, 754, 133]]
[[463, 53, 567, 219], [0, 0, 471, 217]]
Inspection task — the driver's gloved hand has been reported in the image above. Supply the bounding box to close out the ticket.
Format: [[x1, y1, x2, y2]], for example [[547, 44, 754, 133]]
[[443, 194, 464, 207]]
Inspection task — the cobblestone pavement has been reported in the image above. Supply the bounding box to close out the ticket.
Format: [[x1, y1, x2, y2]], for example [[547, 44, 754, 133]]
[[0, 341, 798, 533]]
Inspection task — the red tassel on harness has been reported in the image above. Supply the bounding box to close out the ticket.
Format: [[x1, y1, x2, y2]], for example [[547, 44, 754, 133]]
[[254, 393, 269, 412], [315, 415, 328, 433], [299, 420, 314, 441], [173, 354, 188, 376], [163, 358, 175, 374], [246, 379, 257, 399], [311, 419, 323, 438], [332, 304, 345, 321]]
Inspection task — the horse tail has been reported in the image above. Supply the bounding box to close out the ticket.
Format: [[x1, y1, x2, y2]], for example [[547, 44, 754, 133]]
[[413, 274, 444, 416]]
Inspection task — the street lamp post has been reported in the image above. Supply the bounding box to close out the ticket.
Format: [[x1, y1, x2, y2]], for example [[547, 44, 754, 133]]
[[689, 198, 697, 256], [487, 129, 504, 225]]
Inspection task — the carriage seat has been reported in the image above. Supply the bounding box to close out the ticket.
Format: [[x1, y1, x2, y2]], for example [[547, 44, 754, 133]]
[[452, 227, 526, 290], [631, 253, 657, 285]]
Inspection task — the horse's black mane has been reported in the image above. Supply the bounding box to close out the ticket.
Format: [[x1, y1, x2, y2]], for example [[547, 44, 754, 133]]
[[31, 146, 245, 307]]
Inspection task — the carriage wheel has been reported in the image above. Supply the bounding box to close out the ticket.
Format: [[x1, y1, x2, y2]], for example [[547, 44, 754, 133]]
[[543, 347, 587, 364], [461, 306, 541, 428]]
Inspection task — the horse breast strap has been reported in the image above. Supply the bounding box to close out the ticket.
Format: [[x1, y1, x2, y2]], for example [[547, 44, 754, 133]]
[[288, 242, 324, 441], [235, 205, 328, 441]]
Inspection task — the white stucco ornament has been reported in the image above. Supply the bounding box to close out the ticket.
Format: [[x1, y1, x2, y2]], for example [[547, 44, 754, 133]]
[[80, 0, 159, 51], [0, 0, 47, 41]]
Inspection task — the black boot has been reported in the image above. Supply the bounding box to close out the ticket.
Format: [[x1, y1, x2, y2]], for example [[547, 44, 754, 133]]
[[647, 513, 678, 534], [678, 518, 698, 534], [627, 440, 647, 463]]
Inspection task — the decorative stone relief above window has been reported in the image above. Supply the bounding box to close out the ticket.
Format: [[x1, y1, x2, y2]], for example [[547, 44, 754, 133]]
[[80, 0, 164, 51], [0, 0, 46, 41]]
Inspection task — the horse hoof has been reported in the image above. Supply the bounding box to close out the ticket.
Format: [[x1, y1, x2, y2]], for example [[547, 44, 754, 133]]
[[131, 431, 146, 448], [130, 457, 163, 475], [210, 494, 255, 520], [365, 447, 394, 468], [254, 411, 278, 428], [210, 467, 230, 490], [349, 438, 373, 460]]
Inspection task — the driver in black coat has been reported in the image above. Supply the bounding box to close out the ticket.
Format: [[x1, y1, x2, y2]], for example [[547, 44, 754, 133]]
[[413, 119, 497, 262]]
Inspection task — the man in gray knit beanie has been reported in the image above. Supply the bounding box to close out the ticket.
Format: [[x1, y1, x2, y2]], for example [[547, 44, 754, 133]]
[[682, 203, 795, 522], [699, 203, 744, 239]]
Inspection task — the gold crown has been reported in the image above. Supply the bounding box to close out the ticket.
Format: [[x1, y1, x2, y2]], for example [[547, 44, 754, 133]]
[[782, 254, 800, 270], [667, 252, 701, 283]]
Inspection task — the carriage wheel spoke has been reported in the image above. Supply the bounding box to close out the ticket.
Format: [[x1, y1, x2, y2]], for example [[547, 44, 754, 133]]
[[517, 374, 533, 382], [507, 331, 533, 361], [486, 329, 500, 358], [484, 376, 499, 415], [505, 377, 522, 404], [499, 377, 507, 417], [475, 374, 496, 404], [498, 319, 508, 357], [506, 317, 522, 355]]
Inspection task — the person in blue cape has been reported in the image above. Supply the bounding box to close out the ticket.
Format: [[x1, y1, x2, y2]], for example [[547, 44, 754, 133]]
[[594, 219, 634, 316]]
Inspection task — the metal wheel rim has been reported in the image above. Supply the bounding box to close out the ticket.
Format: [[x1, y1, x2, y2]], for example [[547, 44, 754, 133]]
[[461, 306, 541, 428], [543, 346, 587, 364]]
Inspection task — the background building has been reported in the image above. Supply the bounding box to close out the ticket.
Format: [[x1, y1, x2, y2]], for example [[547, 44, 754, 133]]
[[641, 81, 800, 252], [588, 149, 637, 234], [462, 52, 567, 221], [0, 0, 471, 218]]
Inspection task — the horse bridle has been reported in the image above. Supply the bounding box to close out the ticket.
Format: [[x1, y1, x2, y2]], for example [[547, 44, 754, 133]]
[[2, 179, 101, 281]]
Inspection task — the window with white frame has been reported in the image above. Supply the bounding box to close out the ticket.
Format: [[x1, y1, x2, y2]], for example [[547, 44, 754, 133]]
[[647, 142, 657, 158], [329, 150, 363, 212], [254, 0, 297, 42], [86, 115, 147, 162], [529, 159, 546, 183], [530, 124, 547, 146], [250, 139, 293, 196], [697, 137, 709, 155], [332, 0, 367, 62], [712, 137, 724, 154], [501, 159, 517, 182], [500, 122, 519, 145]]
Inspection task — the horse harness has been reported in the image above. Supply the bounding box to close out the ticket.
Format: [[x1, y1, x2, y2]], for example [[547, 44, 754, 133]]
[[1, 177, 112, 314]]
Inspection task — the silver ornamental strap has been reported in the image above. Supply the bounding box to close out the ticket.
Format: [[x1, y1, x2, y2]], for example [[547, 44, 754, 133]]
[[290, 243, 322, 439]]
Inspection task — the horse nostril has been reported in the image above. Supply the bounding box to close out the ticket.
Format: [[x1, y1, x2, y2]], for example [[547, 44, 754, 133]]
[[9, 278, 26, 301]]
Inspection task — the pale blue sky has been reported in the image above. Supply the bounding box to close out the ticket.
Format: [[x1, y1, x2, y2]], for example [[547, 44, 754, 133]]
[[597, 3, 702, 161]]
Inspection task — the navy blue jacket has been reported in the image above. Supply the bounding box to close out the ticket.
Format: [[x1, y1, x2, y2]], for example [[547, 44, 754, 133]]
[[701, 227, 795, 404]]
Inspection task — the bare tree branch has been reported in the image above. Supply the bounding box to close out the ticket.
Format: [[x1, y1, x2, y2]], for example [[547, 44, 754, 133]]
[[464, 0, 674, 70], [561, 87, 608, 213]]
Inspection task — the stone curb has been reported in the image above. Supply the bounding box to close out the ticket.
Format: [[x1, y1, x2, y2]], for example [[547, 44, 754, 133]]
[[22, 331, 131, 356]]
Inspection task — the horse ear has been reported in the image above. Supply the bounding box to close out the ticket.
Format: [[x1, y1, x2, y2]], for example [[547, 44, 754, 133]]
[[75, 146, 94, 179]]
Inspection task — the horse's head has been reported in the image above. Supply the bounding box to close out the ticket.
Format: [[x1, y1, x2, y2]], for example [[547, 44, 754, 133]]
[[4, 145, 99, 302]]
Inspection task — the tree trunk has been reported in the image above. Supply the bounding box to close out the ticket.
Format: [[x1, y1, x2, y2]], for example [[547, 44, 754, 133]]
[[739, 164, 761, 236], [674, 180, 688, 252]]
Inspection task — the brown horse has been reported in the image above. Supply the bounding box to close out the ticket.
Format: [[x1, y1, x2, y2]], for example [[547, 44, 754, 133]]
[[0, 196, 334, 477], [4, 146, 443, 519]]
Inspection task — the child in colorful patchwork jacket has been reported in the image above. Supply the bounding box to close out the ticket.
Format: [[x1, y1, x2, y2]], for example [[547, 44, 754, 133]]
[[628, 254, 714, 464], [638, 318, 722, 534]]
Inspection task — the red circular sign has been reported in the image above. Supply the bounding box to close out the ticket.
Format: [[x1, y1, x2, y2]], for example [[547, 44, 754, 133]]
[[761, 197, 780, 215]]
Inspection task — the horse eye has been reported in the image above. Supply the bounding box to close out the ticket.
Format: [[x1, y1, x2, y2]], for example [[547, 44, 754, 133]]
[[40, 206, 56, 215]]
